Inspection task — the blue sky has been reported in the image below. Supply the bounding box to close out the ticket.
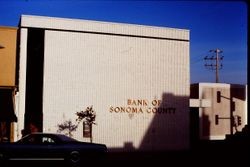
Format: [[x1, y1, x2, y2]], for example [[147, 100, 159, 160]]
[[0, 0, 248, 84]]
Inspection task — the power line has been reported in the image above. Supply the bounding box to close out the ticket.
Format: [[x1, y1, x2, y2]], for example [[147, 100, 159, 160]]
[[191, 58, 204, 64], [191, 51, 209, 64], [204, 49, 224, 83]]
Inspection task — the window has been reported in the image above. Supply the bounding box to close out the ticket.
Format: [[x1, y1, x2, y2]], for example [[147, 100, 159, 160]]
[[26, 136, 37, 143], [42, 137, 55, 144], [83, 122, 91, 138]]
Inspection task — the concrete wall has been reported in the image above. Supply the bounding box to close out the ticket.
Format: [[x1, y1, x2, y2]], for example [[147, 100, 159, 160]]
[[14, 28, 27, 140], [0, 27, 17, 87]]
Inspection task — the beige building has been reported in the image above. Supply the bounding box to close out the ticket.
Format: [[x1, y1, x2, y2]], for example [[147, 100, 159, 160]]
[[0, 26, 18, 142], [16, 15, 190, 151], [190, 83, 248, 140]]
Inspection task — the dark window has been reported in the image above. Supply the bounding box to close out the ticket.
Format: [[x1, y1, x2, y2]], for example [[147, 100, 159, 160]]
[[0, 89, 17, 142], [0, 89, 17, 122]]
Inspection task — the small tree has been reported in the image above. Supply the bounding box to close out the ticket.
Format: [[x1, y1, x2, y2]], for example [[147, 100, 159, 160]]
[[76, 106, 96, 143], [57, 120, 78, 138]]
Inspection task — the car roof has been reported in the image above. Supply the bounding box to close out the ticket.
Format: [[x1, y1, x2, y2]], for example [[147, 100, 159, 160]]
[[20, 133, 79, 142]]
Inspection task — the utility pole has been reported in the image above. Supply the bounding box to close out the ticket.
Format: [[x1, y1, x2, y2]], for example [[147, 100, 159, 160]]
[[204, 49, 223, 83]]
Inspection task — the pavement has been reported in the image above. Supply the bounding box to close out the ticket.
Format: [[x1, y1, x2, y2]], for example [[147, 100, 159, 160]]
[[4, 139, 250, 167]]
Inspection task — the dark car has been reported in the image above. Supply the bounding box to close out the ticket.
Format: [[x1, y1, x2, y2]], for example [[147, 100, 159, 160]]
[[0, 133, 107, 166]]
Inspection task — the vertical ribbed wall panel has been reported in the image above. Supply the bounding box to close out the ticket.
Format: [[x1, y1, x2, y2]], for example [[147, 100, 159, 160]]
[[18, 15, 190, 151], [16, 28, 28, 140], [43, 29, 189, 151]]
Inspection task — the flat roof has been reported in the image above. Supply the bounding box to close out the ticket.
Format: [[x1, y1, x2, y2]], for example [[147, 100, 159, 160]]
[[191, 82, 247, 88], [0, 26, 18, 30], [20, 15, 189, 41]]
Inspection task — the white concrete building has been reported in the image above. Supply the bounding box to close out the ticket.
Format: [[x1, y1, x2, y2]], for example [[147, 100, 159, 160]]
[[16, 15, 190, 151]]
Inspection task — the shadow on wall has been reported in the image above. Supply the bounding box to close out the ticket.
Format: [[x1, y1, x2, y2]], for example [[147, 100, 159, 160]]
[[189, 108, 211, 146], [109, 93, 189, 152], [230, 84, 246, 101], [189, 107, 199, 147], [201, 113, 210, 140]]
